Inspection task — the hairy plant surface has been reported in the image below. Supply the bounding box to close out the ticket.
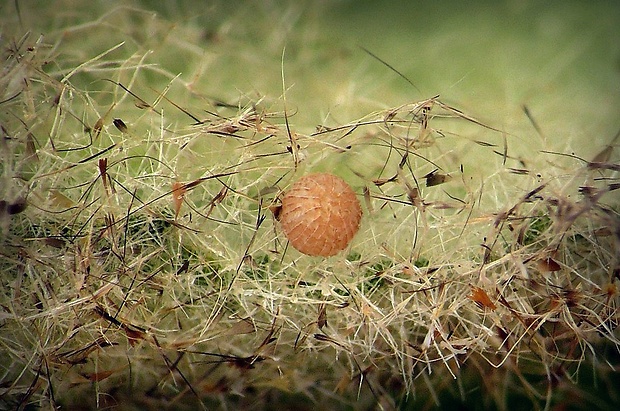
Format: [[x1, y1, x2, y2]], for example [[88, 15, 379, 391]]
[[1, 1, 619, 410]]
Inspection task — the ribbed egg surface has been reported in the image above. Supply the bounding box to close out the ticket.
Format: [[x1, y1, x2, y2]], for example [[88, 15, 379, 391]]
[[280, 173, 362, 257]]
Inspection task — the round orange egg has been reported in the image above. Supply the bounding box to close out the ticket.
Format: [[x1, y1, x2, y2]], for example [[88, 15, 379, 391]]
[[279, 173, 362, 257]]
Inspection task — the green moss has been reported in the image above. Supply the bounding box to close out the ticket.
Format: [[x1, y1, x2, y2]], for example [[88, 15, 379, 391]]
[[522, 214, 553, 246]]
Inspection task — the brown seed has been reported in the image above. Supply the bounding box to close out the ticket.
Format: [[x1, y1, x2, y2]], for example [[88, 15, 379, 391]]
[[279, 173, 362, 257]]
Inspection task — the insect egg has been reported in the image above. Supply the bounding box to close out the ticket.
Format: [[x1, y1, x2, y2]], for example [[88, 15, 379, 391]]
[[279, 173, 362, 257]]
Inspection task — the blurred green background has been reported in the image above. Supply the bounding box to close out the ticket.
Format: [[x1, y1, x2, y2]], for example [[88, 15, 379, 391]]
[[138, 0, 620, 156], [3, 0, 618, 154]]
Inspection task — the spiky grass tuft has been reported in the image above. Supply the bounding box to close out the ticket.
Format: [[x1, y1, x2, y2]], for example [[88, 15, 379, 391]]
[[1, 1, 619, 410]]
